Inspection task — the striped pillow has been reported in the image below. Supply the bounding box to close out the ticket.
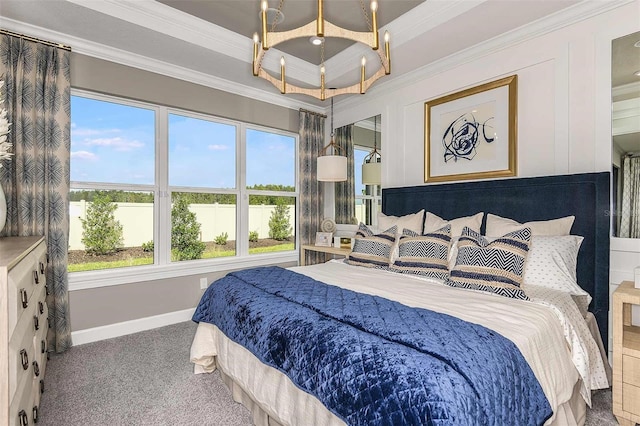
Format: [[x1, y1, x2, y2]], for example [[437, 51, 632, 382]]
[[346, 226, 398, 270], [389, 225, 451, 281], [445, 227, 532, 300]]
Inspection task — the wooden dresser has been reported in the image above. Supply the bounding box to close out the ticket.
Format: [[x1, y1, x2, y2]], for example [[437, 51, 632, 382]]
[[1, 237, 49, 426], [613, 280, 640, 426]]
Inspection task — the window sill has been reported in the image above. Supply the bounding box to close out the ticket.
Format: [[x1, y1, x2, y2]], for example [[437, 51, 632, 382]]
[[68, 251, 299, 291]]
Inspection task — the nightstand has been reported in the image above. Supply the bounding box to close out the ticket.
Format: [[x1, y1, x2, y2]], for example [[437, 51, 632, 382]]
[[299, 244, 350, 266], [613, 281, 640, 426]]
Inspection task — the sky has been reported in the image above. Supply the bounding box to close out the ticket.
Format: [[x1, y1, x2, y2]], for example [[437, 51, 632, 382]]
[[71, 96, 296, 189]]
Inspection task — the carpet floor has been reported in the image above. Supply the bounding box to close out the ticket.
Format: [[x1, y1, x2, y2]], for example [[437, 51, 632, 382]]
[[38, 321, 619, 425]]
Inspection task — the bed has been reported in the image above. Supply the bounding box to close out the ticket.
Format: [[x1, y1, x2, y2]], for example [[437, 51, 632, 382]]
[[190, 172, 612, 426]]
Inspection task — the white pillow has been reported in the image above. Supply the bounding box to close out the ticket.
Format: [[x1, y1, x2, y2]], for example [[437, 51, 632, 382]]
[[378, 210, 424, 235], [522, 235, 590, 303], [486, 214, 575, 237], [424, 212, 483, 237]]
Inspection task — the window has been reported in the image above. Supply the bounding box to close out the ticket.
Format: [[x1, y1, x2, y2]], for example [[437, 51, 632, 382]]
[[70, 91, 298, 277]]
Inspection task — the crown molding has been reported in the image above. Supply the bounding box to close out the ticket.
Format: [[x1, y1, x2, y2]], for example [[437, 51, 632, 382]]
[[64, 0, 321, 85], [0, 17, 324, 113], [326, 0, 487, 78], [613, 81, 640, 99], [335, 0, 637, 111]]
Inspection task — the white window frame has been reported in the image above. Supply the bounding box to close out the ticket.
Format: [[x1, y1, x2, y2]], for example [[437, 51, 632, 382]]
[[69, 89, 299, 291]]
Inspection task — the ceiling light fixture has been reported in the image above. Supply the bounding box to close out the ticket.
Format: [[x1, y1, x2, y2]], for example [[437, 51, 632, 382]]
[[317, 97, 347, 181], [362, 115, 381, 185], [252, 0, 391, 101]]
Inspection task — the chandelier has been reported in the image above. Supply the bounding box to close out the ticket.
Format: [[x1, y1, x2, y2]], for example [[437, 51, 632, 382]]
[[252, 0, 391, 100]]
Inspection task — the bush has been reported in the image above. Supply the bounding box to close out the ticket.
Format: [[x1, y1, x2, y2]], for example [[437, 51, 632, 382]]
[[214, 232, 228, 245], [268, 201, 292, 241], [171, 195, 206, 261], [249, 230, 259, 242], [141, 240, 154, 252], [80, 192, 124, 255]]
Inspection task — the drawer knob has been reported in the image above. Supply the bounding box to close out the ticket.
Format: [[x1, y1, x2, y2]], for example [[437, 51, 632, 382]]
[[40, 261, 45, 275], [20, 288, 29, 309], [33, 360, 40, 377], [33, 270, 39, 285], [33, 406, 39, 423], [38, 301, 44, 315], [34, 315, 39, 331], [40, 379, 45, 394], [41, 339, 46, 354], [20, 349, 29, 370], [18, 409, 28, 426]]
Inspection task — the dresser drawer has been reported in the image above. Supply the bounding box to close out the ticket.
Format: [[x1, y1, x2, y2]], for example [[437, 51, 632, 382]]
[[622, 382, 640, 416], [8, 372, 35, 426], [7, 241, 46, 335], [8, 300, 39, 402], [623, 354, 640, 388]]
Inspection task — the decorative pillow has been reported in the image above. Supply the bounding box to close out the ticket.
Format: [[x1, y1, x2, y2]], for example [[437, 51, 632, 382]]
[[378, 210, 425, 235], [486, 214, 575, 237], [521, 235, 590, 304], [389, 225, 451, 281], [355, 222, 375, 238], [445, 227, 532, 300], [346, 226, 398, 270], [424, 212, 483, 237]]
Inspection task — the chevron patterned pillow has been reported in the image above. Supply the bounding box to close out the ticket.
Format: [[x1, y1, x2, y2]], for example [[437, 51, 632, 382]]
[[445, 226, 532, 300], [355, 222, 376, 238], [389, 225, 451, 281], [346, 226, 398, 270]]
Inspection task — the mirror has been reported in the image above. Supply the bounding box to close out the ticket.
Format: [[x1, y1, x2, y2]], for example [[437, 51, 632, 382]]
[[353, 115, 382, 226], [612, 31, 640, 238]]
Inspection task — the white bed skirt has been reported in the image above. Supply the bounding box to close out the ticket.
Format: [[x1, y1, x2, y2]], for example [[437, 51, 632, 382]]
[[190, 322, 587, 426]]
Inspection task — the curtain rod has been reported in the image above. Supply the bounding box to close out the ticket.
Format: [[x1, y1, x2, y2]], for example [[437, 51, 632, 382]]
[[299, 108, 327, 118], [0, 28, 72, 51]]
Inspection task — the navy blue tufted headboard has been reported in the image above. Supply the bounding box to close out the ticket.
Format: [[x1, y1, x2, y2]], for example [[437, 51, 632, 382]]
[[382, 172, 611, 351]]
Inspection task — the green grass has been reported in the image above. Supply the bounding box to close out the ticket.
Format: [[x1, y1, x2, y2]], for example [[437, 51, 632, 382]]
[[68, 257, 153, 272], [67, 242, 296, 272]]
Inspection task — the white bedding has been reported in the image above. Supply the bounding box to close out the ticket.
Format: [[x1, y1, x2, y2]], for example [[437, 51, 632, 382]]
[[192, 260, 610, 425]]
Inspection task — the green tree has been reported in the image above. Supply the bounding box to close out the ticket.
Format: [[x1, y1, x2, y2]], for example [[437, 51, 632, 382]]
[[79, 192, 124, 255], [268, 200, 292, 241], [171, 195, 206, 261]]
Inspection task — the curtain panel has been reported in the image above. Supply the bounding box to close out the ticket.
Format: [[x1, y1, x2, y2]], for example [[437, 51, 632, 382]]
[[0, 34, 72, 352], [334, 124, 356, 225], [620, 156, 640, 238], [298, 110, 325, 265]]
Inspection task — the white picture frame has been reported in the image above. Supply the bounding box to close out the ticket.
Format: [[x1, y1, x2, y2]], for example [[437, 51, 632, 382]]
[[315, 232, 333, 247]]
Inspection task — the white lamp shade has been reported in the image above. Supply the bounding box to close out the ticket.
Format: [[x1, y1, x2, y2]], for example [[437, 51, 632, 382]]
[[362, 161, 381, 185], [317, 155, 347, 182]]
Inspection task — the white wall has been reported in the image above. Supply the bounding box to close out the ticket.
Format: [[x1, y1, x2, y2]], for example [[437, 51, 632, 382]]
[[331, 0, 640, 356]]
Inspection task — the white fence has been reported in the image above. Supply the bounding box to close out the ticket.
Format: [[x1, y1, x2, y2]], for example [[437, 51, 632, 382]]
[[68, 201, 296, 250]]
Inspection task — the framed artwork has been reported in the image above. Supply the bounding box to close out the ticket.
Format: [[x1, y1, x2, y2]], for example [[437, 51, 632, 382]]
[[424, 75, 517, 183], [315, 232, 333, 247]]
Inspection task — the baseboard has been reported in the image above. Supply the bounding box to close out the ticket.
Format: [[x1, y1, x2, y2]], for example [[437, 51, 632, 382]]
[[71, 307, 196, 346]]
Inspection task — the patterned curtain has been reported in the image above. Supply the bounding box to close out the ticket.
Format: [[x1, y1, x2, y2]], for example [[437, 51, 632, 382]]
[[619, 156, 640, 238], [0, 34, 72, 352], [334, 124, 356, 224], [299, 110, 325, 265]]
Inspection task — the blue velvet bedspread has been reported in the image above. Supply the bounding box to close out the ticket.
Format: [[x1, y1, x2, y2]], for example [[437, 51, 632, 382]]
[[193, 266, 552, 425]]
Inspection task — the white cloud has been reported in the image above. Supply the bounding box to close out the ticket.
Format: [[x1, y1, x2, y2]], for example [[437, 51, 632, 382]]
[[84, 137, 144, 151], [208, 144, 228, 151], [71, 151, 98, 161], [71, 126, 121, 137]]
